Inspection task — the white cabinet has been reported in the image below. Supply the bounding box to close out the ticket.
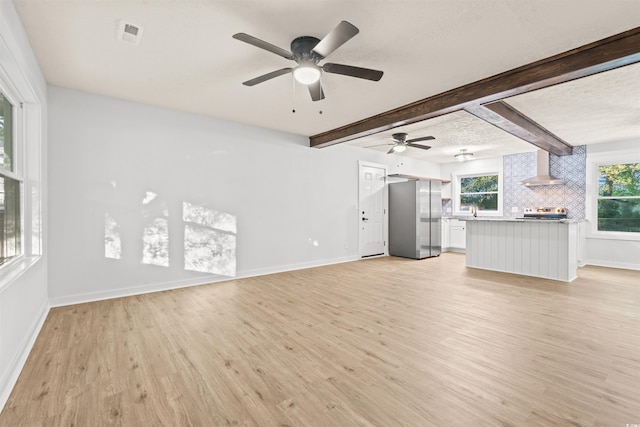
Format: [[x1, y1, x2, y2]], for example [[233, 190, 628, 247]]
[[465, 219, 579, 282], [449, 219, 466, 251], [441, 218, 450, 249], [442, 218, 466, 252]]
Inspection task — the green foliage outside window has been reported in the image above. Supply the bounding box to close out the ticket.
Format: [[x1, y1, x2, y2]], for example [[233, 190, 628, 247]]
[[598, 163, 640, 233], [460, 175, 499, 212]]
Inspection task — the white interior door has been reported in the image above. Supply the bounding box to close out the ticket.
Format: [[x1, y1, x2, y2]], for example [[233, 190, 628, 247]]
[[359, 162, 387, 257]]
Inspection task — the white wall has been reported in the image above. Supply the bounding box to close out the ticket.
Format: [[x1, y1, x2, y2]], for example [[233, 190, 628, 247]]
[[584, 140, 640, 270], [0, 0, 48, 411], [48, 86, 441, 305]]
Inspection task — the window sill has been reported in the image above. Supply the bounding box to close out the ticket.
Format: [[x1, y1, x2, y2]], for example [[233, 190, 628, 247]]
[[586, 232, 640, 242], [585, 223, 640, 241], [0, 255, 42, 292], [581, 220, 640, 241]]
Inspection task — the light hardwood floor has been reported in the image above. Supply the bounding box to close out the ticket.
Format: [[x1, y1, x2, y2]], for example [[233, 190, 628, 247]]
[[1, 253, 639, 426]]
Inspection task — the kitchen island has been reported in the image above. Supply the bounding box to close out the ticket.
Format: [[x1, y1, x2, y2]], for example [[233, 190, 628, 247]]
[[462, 218, 580, 282]]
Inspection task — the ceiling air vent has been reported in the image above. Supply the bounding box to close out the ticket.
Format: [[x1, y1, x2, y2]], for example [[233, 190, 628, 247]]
[[117, 20, 144, 45]]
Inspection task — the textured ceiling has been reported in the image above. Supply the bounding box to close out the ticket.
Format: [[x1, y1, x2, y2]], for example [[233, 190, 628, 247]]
[[12, 1, 640, 163], [343, 110, 538, 164], [344, 62, 640, 163], [504, 62, 640, 146]]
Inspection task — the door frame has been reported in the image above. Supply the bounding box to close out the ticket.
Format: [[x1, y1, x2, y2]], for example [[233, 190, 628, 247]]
[[358, 160, 388, 258]]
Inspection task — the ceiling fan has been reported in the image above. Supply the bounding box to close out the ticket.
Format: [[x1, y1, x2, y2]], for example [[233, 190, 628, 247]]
[[368, 132, 435, 154], [232, 21, 383, 101]]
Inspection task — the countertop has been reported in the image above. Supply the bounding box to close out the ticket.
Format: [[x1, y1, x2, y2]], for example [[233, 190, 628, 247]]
[[449, 217, 585, 224]]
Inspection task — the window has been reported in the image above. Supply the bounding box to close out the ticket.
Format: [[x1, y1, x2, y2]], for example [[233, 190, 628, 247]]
[[597, 163, 640, 233], [0, 91, 21, 266], [458, 174, 499, 213]]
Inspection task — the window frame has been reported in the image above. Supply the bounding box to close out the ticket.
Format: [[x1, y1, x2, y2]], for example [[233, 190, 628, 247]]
[[453, 171, 503, 217], [586, 148, 640, 241], [0, 83, 25, 269], [0, 20, 44, 292]]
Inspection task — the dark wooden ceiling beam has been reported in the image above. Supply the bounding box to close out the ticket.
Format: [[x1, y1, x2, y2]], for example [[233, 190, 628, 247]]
[[310, 26, 640, 148], [465, 101, 573, 156]]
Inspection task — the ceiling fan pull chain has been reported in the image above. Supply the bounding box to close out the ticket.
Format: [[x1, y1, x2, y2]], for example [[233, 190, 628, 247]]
[[318, 75, 323, 114], [291, 74, 296, 113]]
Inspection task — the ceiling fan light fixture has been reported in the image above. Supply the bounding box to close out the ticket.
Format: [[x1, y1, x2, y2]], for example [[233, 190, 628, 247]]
[[293, 65, 321, 85], [233, 21, 383, 100], [393, 144, 407, 153], [455, 149, 474, 162]]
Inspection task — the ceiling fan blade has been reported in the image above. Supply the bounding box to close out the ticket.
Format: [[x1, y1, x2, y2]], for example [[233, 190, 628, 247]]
[[233, 33, 294, 60], [406, 136, 435, 143], [407, 143, 432, 151], [366, 143, 394, 148], [322, 63, 383, 81], [242, 68, 293, 86], [308, 80, 325, 101], [312, 21, 359, 58], [387, 147, 396, 154]]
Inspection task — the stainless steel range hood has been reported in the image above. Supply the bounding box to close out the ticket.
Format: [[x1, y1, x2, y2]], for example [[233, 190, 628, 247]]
[[520, 150, 564, 186]]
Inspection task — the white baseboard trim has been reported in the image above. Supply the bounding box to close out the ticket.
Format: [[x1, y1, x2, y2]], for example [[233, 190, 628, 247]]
[[443, 247, 466, 254], [466, 265, 576, 283], [239, 255, 360, 279], [584, 259, 640, 271], [0, 300, 49, 412], [49, 255, 361, 308]]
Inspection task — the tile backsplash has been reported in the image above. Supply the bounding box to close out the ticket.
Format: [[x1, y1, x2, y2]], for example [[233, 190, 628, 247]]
[[442, 199, 452, 217], [442, 146, 587, 219], [503, 145, 586, 219]]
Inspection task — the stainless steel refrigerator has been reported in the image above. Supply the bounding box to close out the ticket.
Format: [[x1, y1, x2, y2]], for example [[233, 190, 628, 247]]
[[389, 179, 442, 259]]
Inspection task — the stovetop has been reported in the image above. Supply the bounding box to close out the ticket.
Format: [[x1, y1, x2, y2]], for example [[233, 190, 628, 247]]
[[520, 207, 568, 219]]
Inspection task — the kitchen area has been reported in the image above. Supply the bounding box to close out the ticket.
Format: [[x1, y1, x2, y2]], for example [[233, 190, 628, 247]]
[[388, 146, 591, 282], [444, 147, 587, 282], [349, 52, 639, 276], [463, 214, 580, 282]]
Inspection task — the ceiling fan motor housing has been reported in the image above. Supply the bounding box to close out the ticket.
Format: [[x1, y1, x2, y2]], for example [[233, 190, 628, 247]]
[[291, 36, 323, 63], [233, 21, 383, 101], [392, 132, 408, 142]]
